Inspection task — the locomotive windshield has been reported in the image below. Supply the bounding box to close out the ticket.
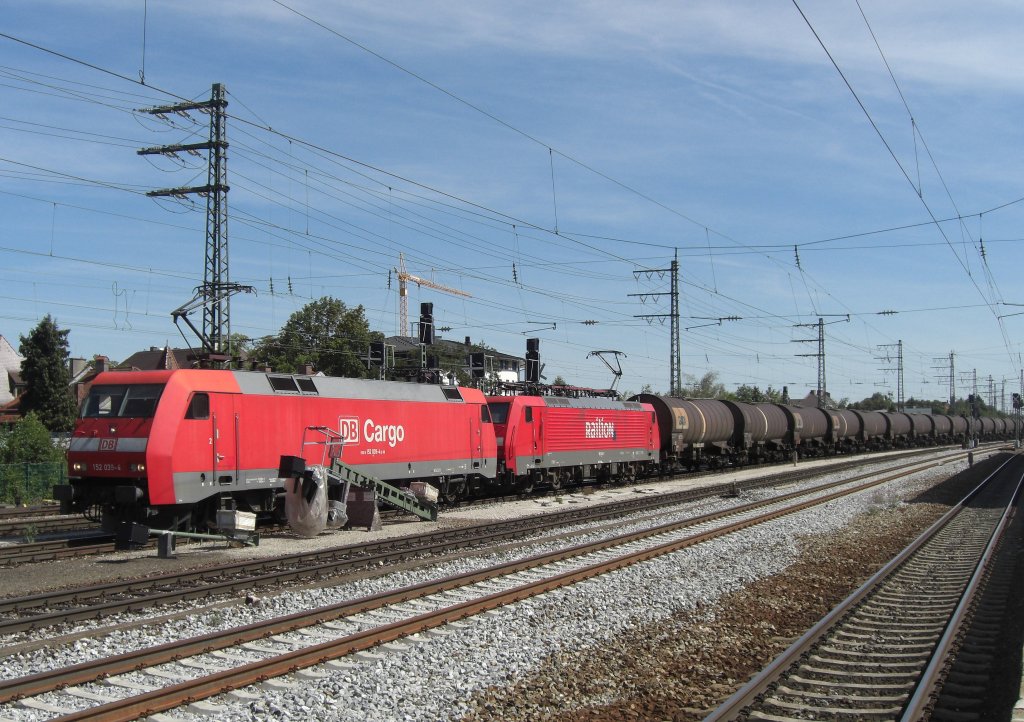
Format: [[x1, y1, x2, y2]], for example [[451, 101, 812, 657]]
[[80, 384, 164, 419], [487, 401, 510, 424]]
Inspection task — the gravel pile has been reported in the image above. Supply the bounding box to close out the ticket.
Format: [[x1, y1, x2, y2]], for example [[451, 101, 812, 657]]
[[0, 452, 982, 722]]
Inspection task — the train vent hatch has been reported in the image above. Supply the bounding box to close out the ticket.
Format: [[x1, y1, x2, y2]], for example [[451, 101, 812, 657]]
[[269, 376, 299, 393]]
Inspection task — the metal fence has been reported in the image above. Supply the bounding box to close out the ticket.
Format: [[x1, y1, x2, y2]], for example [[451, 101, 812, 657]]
[[0, 462, 66, 505]]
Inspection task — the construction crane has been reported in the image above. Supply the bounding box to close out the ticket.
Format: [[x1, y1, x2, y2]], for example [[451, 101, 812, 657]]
[[394, 252, 472, 336]]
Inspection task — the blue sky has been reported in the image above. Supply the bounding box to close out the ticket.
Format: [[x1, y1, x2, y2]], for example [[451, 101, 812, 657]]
[[3, 1, 1024, 406]]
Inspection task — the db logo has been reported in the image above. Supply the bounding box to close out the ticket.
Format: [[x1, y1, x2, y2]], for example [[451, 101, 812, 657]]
[[338, 417, 360, 445], [100, 439, 117, 451]]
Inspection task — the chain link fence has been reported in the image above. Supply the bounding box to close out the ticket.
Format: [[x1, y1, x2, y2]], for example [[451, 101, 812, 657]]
[[0, 462, 66, 505]]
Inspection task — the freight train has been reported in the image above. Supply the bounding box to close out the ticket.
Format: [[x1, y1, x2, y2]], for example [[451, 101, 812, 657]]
[[56, 368, 1015, 531]]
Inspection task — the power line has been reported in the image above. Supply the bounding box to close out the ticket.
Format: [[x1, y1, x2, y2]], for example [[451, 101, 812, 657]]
[[791, 0, 1016, 374]]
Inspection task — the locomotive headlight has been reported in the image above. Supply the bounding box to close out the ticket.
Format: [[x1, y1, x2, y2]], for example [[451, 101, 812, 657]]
[[130, 463, 146, 472], [72, 462, 85, 472]]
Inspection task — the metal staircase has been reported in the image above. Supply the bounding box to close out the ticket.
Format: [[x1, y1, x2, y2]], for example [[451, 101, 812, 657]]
[[327, 459, 437, 522]]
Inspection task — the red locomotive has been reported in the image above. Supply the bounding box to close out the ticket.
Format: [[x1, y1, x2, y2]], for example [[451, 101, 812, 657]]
[[57, 369, 497, 529], [486, 395, 659, 493]]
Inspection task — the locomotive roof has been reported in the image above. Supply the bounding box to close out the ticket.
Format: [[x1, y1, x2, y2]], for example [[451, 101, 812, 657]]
[[232, 370, 482, 403], [89, 369, 485, 404], [488, 394, 646, 411]]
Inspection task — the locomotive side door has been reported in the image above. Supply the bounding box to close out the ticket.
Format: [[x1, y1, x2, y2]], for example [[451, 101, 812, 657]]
[[469, 403, 491, 471], [209, 393, 238, 485], [470, 408, 481, 470], [527, 405, 540, 459]]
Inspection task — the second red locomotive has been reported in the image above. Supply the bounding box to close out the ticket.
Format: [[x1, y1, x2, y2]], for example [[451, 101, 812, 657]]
[[486, 395, 659, 493]]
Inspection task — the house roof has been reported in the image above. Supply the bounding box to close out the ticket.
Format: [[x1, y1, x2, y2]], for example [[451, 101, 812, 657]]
[[117, 347, 194, 371], [0, 334, 20, 357], [0, 395, 21, 425], [790, 390, 838, 408]]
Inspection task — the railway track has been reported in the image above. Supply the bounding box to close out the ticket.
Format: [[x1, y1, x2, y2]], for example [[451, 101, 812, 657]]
[[0, 505, 63, 521], [0, 450, 980, 720], [705, 452, 1023, 722], [0, 536, 117, 566], [0, 451, 970, 637], [0, 445, 953, 546], [0, 515, 99, 538]]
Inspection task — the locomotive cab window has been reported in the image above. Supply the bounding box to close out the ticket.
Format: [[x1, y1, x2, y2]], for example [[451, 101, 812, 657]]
[[80, 388, 124, 418], [481, 405, 492, 423], [524, 407, 533, 423], [80, 384, 163, 418], [487, 402, 509, 424], [185, 393, 210, 420]]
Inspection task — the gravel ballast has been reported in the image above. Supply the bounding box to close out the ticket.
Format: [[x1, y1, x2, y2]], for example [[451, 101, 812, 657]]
[[0, 451, 991, 721]]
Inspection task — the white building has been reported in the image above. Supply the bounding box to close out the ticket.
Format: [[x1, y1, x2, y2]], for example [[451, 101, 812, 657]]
[[0, 335, 23, 406]]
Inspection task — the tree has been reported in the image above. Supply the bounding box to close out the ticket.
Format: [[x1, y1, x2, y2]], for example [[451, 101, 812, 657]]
[[0, 413, 65, 505], [684, 371, 728, 398], [618, 383, 655, 400], [847, 391, 895, 412], [252, 297, 382, 378], [905, 397, 950, 415], [227, 332, 253, 359], [732, 384, 784, 404], [0, 413, 63, 465], [19, 315, 77, 432]]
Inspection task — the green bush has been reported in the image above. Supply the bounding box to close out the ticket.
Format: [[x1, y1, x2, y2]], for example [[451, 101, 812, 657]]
[[0, 462, 66, 505], [0, 413, 67, 505]]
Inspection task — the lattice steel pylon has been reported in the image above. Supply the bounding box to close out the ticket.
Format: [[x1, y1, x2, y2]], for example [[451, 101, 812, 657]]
[[793, 315, 848, 408], [630, 249, 681, 395], [669, 250, 680, 396], [140, 83, 245, 362], [202, 83, 230, 356], [876, 339, 904, 411]]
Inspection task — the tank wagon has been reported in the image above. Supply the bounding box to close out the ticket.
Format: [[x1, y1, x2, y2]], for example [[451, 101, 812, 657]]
[[882, 411, 913, 447], [633, 394, 1013, 470]]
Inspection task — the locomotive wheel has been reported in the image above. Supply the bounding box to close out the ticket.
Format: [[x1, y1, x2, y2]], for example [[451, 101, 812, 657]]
[[441, 483, 465, 505]]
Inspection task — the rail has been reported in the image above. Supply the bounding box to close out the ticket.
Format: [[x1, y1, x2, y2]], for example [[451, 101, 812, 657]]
[[704, 452, 1023, 721]]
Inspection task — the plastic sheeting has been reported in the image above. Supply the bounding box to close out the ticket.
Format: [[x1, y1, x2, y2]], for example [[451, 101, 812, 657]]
[[285, 464, 329, 537]]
